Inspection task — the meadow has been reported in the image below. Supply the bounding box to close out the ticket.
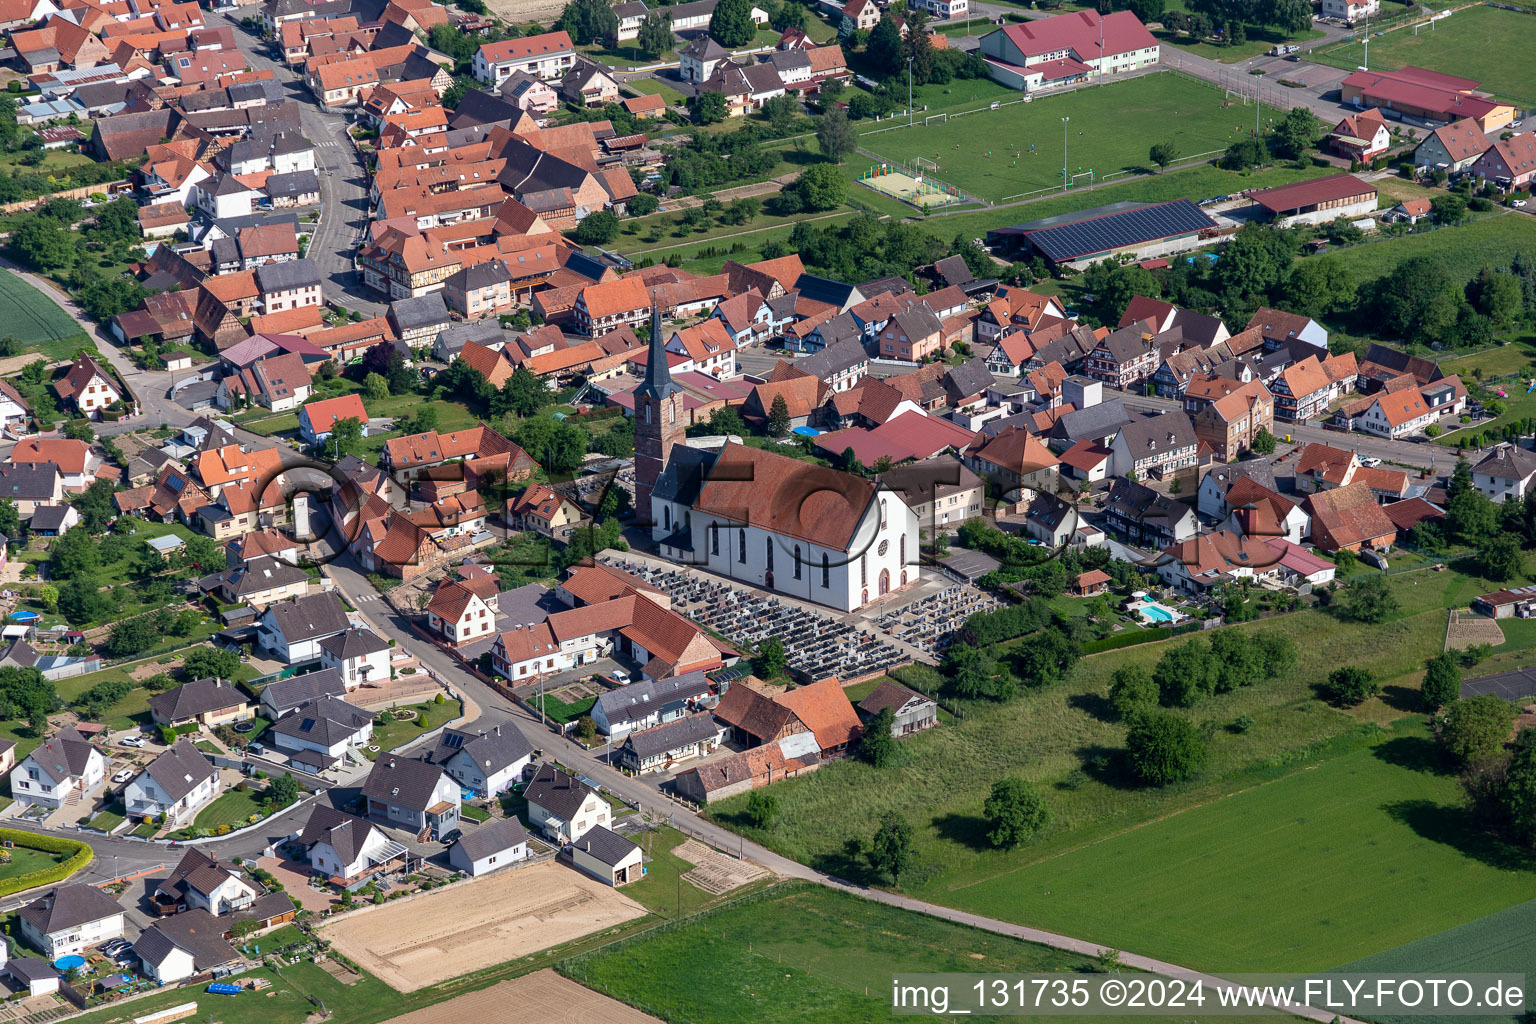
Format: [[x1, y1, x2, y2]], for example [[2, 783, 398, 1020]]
[[858, 73, 1282, 202], [0, 270, 90, 358], [1315, 212, 1536, 286], [709, 567, 1536, 970], [559, 884, 1202, 1024], [1309, 6, 1536, 105]]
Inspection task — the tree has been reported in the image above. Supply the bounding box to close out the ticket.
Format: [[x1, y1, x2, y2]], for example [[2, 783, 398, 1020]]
[[1479, 533, 1524, 582], [363, 372, 390, 401], [573, 210, 619, 245], [869, 812, 915, 885], [327, 416, 365, 459], [57, 577, 108, 624], [428, 23, 479, 66], [1431, 193, 1469, 226], [557, 0, 618, 44], [1127, 0, 1165, 24], [866, 14, 904, 69], [767, 393, 791, 436], [1421, 652, 1461, 712], [1011, 626, 1077, 690], [762, 93, 799, 130], [1108, 664, 1157, 720], [1209, 628, 1263, 692], [182, 535, 224, 572], [361, 342, 415, 394], [495, 367, 548, 419], [816, 106, 857, 163], [1148, 140, 1177, 172], [1255, 629, 1296, 678], [901, 10, 934, 85], [689, 90, 728, 124], [1341, 572, 1398, 624], [1126, 712, 1208, 785], [35, 584, 57, 613], [1269, 107, 1322, 159], [9, 215, 76, 271], [983, 776, 1050, 848], [1215, 222, 1294, 304], [756, 635, 787, 678], [788, 163, 846, 211], [1083, 261, 1160, 323], [48, 528, 99, 580], [635, 10, 673, 57], [105, 617, 157, 658], [860, 708, 898, 767], [1249, 427, 1277, 455], [267, 772, 302, 807], [1220, 136, 1267, 171], [1154, 638, 1216, 707], [746, 788, 778, 828], [1501, 729, 1536, 846], [1283, 256, 1354, 318], [0, 498, 18, 539], [709, 0, 756, 43], [1440, 694, 1517, 765], [181, 646, 241, 681], [1322, 665, 1378, 707], [945, 642, 997, 699]]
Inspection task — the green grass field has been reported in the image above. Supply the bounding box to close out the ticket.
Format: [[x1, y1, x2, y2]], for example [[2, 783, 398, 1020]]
[[1335, 896, 1536, 1024], [1320, 212, 1536, 286], [942, 720, 1536, 972], [560, 884, 1201, 1024], [859, 73, 1282, 202], [0, 270, 90, 357], [709, 567, 1536, 971], [1310, 6, 1536, 104], [367, 699, 458, 757], [191, 787, 269, 831], [0, 846, 64, 881]]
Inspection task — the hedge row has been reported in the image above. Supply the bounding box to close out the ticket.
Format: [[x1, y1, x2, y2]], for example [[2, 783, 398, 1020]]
[[0, 828, 94, 898], [1080, 621, 1203, 655]]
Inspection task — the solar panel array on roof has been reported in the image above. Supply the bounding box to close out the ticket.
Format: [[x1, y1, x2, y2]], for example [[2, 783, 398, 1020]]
[[1019, 200, 1217, 263]]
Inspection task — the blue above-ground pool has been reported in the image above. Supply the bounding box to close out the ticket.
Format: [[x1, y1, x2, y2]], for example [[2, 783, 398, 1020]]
[[792, 426, 821, 437], [53, 954, 85, 971]]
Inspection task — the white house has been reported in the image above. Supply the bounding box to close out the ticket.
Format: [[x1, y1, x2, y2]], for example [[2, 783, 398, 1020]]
[[268, 697, 374, 767], [257, 591, 352, 664], [472, 30, 577, 85], [1320, 0, 1377, 21], [425, 578, 502, 645], [524, 763, 609, 842], [360, 756, 461, 840], [260, 668, 349, 718], [12, 727, 106, 809], [298, 806, 406, 884], [978, 10, 1159, 92], [447, 816, 529, 876], [1472, 443, 1536, 504], [1355, 389, 1437, 439], [134, 909, 239, 984], [428, 724, 535, 799], [317, 628, 391, 688], [570, 824, 644, 885], [123, 740, 220, 828], [18, 886, 125, 958], [590, 671, 712, 739], [155, 850, 259, 916], [194, 173, 262, 220]]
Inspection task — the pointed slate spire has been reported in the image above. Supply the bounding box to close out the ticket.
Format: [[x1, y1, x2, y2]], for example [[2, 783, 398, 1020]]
[[638, 294, 679, 401]]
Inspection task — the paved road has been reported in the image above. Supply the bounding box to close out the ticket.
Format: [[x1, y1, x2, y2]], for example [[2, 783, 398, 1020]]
[[209, 10, 384, 319]]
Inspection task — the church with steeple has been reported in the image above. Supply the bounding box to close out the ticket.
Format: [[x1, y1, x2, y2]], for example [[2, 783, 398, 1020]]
[[634, 299, 921, 613], [634, 300, 685, 528]]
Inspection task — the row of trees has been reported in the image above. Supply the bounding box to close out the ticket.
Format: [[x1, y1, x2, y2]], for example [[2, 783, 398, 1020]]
[[1107, 628, 1296, 715]]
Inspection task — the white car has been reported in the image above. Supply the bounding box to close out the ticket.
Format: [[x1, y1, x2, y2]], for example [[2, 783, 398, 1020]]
[[1515, 200, 1529, 208], [119, 736, 145, 748], [1360, 457, 1382, 468], [610, 669, 631, 685], [111, 768, 134, 784]]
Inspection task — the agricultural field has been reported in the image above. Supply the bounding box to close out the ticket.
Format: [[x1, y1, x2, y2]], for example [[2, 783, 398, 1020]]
[[1335, 897, 1536, 1024], [0, 270, 90, 359], [1309, 6, 1536, 105], [1319, 212, 1536, 287], [381, 971, 660, 1024], [858, 73, 1282, 202], [710, 567, 1536, 971], [560, 884, 1201, 1024]]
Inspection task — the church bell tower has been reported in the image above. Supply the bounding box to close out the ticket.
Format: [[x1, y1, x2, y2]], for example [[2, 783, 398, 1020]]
[[634, 298, 683, 529]]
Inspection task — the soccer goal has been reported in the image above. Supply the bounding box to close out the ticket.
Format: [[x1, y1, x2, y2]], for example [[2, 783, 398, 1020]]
[[914, 155, 940, 174], [924, 112, 947, 126]]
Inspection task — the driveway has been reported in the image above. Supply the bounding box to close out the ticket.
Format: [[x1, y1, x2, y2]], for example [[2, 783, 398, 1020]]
[[257, 856, 337, 912]]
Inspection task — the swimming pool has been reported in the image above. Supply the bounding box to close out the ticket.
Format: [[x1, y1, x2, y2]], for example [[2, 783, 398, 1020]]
[[54, 954, 86, 971], [1141, 603, 1178, 623]]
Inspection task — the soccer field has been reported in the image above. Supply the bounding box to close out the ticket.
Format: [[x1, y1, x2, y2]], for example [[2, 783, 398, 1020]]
[[1311, 6, 1536, 105], [0, 272, 86, 351], [859, 73, 1281, 203]]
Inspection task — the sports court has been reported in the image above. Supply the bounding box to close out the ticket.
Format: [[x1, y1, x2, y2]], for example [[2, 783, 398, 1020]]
[[858, 163, 967, 208]]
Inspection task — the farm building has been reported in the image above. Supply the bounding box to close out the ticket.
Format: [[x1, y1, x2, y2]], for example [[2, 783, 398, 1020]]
[[569, 825, 644, 886], [1241, 174, 1378, 228], [985, 200, 1221, 270], [1339, 66, 1515, 133]]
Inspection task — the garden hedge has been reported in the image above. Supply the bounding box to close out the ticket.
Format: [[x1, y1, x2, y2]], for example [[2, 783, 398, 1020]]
[[1080, 621, 1203, 655], [0, 828, 93, 898]]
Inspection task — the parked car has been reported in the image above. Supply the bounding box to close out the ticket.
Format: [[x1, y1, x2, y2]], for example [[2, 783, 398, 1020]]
[[610, 669, 631, 685], [439, 828, 462, 846], [1514, 199, 1529, 208], [111, 768, 134, 784], [120, 736, 145, 748]]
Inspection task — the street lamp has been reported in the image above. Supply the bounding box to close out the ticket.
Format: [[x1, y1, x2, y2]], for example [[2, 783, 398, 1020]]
[[1062, 116, 1070, 191], [907, 57, 914, 129]]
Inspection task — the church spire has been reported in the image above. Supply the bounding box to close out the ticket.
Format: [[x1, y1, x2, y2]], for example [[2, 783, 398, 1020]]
[[638, 293, 679, 401]]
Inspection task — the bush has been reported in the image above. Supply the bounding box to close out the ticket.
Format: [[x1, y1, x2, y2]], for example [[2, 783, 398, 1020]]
[[1126, 712, 1208, 786], [1321, 665, 1378, 707], [0, 829, 92, 897]]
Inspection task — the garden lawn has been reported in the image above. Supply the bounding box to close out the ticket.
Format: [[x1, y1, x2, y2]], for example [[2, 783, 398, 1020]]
[[0, 846, 65, 882], [858, 73, 1283, 202], [367, 699, 459, 757], [616, 827, 736, 919], [63, 963, 402, 1024], [1308, 6, 1536, 105], [709, 569, 1525, 967], [0, 270, 91, 357], [191, 788, 269, 831], [533, 693, 596, 726], [560, 883, 1199, 1024], [625, 77, 684, 104]]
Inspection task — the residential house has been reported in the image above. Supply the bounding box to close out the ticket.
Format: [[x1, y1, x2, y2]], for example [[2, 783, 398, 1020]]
[[1153, 529, 1277, 596], [672, 734, 820, 803], [148, 678, 253, 729], [589, 670, 713, 738], [1024, 490, 1078, 546], [1085, 323, 1159, 390], [29, 505, 79, 537], [123, 740, 220, 827], [52, 353, 124, 419], [298, 805, 406, 884], [1108, 411, 1200, 481], [268, 697, 374, 770], [1413, 117, 1488, 174], [855, 680, 938, 737], [678, 35, 728, 83], [151, 850, 259, 917], [443, 261, 515, 319], [257, 591, 352, 664], [1355, 387, 1436, 439], [18, 886, 125, 958], [524, 762, 609, 841], [0, 464, 64, 518], [1197, 459, 1277, 520], [1269, 357, 1334, 422], [8, 438, 98, 490], [614, 714, 722, 774], [1218, 475, 1309, 544], [448, 816, 529, 876], [1104, 477, 1198, 546], [1327, 108, 1391, 162], [360, 755, 461, 840], [259, 669, 348, 719], [427, 723, 534, 798], [964, 426, 1059, 496], [1185, 377, 1274, 461], [318, 628, 392, 688], [472, 31, 577, 85], [198, 555, 310, 609], [561, 58, 620, 106], [878, 456, 985, 531], [425, 577, 502, 644], [1469, 132, 1536, 191], [134, 910, 239, 984], [1303, 482, 1397, 553], [298, 393, 369, 446], [1472, 443, 1536, 504], [1244, 307, 1328, 353], [506, 483, 585, 542]]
